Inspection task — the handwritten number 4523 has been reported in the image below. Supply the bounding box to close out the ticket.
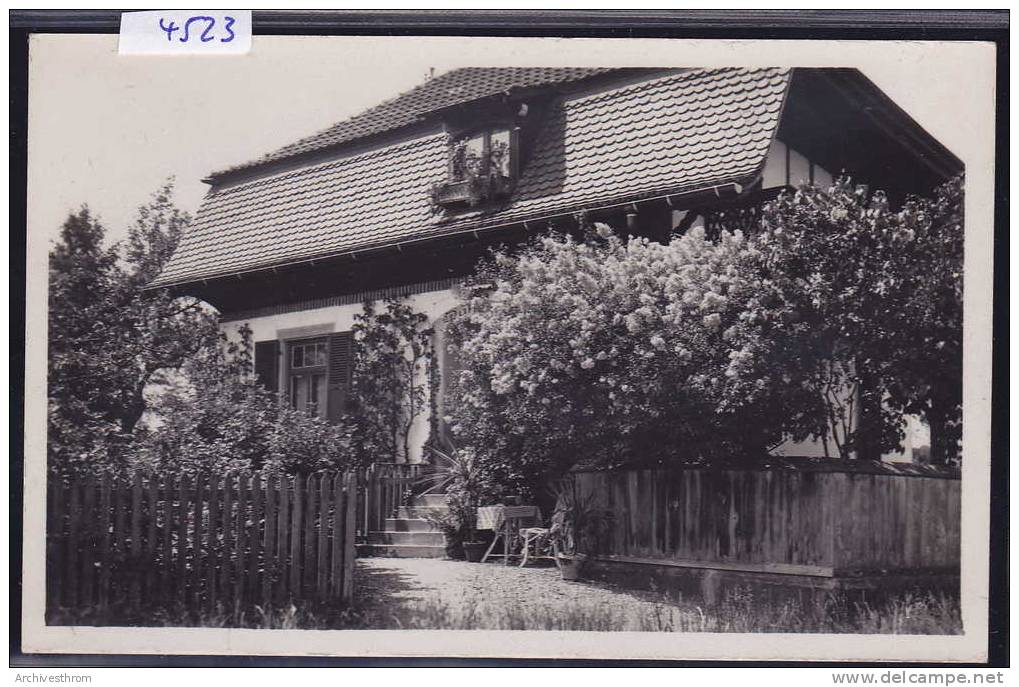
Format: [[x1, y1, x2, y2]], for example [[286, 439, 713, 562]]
[[159, 15, 236, 43]]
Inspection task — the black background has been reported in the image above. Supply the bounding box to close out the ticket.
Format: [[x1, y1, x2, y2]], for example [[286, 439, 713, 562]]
[[9, 9, 1009, 669]]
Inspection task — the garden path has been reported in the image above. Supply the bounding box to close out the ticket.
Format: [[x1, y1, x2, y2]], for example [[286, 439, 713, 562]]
[[352, 557, 689, 631]]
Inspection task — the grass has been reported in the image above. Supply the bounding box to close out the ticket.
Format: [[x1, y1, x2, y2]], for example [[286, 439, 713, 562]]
[[360, 587, 962, 634], [48, 584, 962, 634], [46, 599, 361, 630]]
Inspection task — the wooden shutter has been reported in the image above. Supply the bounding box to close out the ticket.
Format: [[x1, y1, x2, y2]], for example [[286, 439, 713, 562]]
[[254, 340, 280, 393], [327, 332, 353, 423]]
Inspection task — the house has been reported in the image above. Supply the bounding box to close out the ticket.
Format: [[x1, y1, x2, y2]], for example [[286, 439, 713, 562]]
[[152, 66, 962, 464]]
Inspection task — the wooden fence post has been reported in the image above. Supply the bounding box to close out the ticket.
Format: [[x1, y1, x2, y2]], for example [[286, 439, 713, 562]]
[[316, 474, 329, 600], [206, 474, 220, 613], [330, 474, 344, 599], [303, 474, 317, 596], [80, 473, 96, 609], [160, 476, 172, 607], [176, 475, 190, 606], [234, 473, 249, 607], [276, 474, 290, 605], [191, 474, 205, 610], [289, 475, 303, 601], [66, 478, 81, 609], [47, 477, 66, 611], [342, 472, 357, 602], [144, 475, 157, 605], [130, 472, 142, 610], [251, 474, 263, 607], [113, 474, 128, 603], [99, 473, 113, 612], [262, 474, 276, 604], [222, 473, 234, 608]]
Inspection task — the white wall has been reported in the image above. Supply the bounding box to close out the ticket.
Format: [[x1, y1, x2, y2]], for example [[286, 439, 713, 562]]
[[221, 287, 461, 464], [760, 138, 835, 191], [772, 413, 930, 463]]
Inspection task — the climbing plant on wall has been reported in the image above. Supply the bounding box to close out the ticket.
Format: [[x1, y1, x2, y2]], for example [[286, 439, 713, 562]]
[[349, 298, 437, 464]]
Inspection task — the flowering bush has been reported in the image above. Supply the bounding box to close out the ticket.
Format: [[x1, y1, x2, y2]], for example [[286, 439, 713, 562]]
[[444, 225, 792, 497], [445, 175, 964, 492]]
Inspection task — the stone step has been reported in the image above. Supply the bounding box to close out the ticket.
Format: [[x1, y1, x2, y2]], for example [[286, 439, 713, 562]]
[[384, 517, 434, 532], [410, 493, 448, 508], [357, 543, 447, 559], [397, 505, 449, 519], [368, 530, 445, 546]]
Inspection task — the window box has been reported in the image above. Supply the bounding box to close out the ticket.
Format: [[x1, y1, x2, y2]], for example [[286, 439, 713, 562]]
[[432, 179, 476, 206], [431, 173, 514, 208], [432, 125, 519, 210]]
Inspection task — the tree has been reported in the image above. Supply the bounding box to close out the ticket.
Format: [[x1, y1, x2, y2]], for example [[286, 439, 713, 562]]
[[733, 177, 964, 463], [47, 182, 218, 477], [882, 177, 964, 464], [717, 180, 909, 461], [349, 298, 436, 465], [47, 209, 128, 474]]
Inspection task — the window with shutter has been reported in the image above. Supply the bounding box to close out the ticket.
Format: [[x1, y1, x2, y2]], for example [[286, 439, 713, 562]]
[[257, 333, 352, 423], [288, 339, 328, 419], [326, 332, 354, 424], [254, 340, 280, 392]]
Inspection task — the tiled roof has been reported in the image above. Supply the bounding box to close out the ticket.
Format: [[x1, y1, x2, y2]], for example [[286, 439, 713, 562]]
[[210, 67, 615, 179], [453, 66, 790, 228], [154, 67, 791, 287]]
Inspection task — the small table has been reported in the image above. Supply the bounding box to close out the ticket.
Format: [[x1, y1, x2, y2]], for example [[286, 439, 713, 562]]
[[476, 505, 542, 564]]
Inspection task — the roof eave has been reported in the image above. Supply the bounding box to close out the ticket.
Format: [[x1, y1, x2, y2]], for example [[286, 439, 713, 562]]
[[147, 175, 755, 293], [807, 68, 963, 179]]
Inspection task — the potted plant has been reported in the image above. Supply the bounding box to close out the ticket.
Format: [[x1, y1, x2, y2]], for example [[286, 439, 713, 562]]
[[424, 510, 465, 560], [550, 478, 609, 581], [420, 443, 488, 562], [431, 137, 515, 210]]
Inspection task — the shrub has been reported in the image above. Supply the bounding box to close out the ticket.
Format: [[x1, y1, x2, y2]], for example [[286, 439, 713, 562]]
[[130, 325, 355, 476], [444, 176, 964, 493]]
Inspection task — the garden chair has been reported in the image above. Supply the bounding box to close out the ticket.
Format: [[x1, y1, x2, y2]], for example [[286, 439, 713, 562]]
[[517, 526, 558, 568]]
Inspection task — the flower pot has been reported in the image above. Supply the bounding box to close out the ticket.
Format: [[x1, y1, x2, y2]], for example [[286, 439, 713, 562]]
[[558, 554, 587, 581], [462, 541, 487, 562]]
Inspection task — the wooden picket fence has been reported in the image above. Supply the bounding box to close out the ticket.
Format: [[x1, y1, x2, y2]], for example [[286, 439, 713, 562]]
[[359, 462, 431, 536], [46, 472, 357, 615]]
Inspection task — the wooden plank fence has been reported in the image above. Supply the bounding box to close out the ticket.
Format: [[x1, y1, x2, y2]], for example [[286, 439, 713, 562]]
[[46, 472, 357, 615], [573, 466, 960, 577]]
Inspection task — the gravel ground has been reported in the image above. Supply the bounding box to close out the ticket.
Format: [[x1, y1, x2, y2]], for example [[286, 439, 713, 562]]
[[353, 557, 687, 630], [349, 558, 961, 633]]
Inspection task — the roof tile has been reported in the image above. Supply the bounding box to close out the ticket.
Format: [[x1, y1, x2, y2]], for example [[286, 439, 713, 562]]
[[211, 67, 615, 179], [154, 67, 791, 287]]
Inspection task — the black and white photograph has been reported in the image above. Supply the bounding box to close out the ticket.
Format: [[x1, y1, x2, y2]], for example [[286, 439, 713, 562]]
[[18, 26, 998, 663]]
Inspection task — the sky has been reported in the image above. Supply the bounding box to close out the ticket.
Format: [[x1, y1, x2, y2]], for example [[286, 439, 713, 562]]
[[27, 35, 989, 249]]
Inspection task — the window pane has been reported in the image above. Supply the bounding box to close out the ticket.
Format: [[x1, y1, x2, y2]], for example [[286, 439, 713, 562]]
[[291, 373, 327, 418], [309, 374, 326, 418], [451, 134, 486, 181], [291, 375, 305, 410], [313, 342, 328, 366], [490, 129, 512, 177], [292, 341, 327, 369]]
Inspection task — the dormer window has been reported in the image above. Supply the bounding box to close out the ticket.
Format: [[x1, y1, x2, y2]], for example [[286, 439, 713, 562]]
[[433, 125, 519, 209]]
